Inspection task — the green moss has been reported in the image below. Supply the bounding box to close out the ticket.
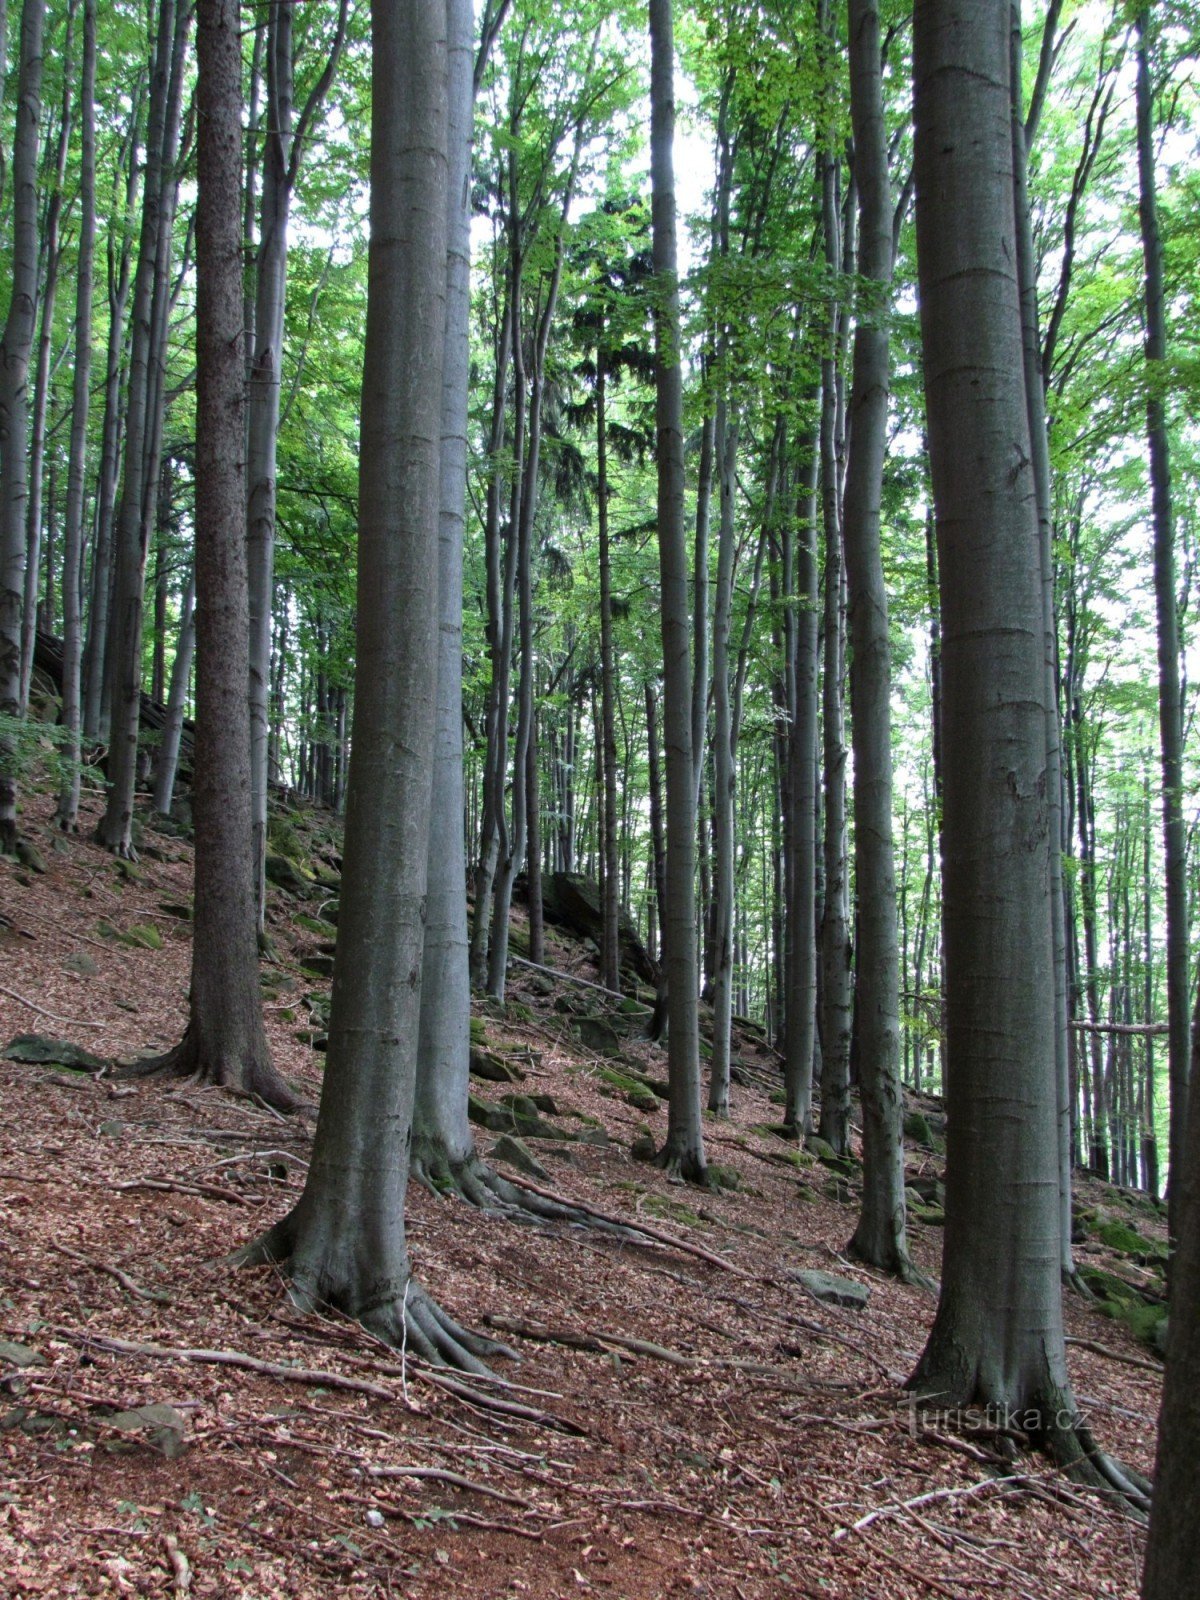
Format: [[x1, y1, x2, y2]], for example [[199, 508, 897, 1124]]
[[903, 1111, 934, 1148]]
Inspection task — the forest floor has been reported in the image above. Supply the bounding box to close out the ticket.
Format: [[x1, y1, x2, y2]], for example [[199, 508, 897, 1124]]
[[0, 784, 1169, 1600]]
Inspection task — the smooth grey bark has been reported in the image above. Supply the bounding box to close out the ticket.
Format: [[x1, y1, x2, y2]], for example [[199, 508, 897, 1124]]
[[1135, 6, 1191, 1254], [486, 109, 585, 1000], [151, 562, 194, 816], [1009, 0, 1073, 1279], [690, 409, 714, 815], [908, 0, 1144, 1499], [708, 400, 736, 1116], [97, 0, 189, 855], [128, 0, 293, 1110], [596, 327, 621, 994], [55, 0, 96, 832], [247, 0, 348, 930], [1141, 978, 1200, 1595], [81, 87, 140, 742], [0, 0, 45, 850], [783, 418, 820, 1135], [242, 0, 504, 1369], [817, 135, 852, 1156], [843, 0, 911, 1278], [649, 0, 705, 1183], [20, 0, 75, 713]]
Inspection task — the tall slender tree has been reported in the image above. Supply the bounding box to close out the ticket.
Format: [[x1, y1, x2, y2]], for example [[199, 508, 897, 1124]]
[[843, 0, 911, 1277], [0, 0, 46, 850], [649, 0, 705, 1182], [908, 0, 1145, 1498], [126, 0, 294, 1109], [240, 0, 505, 1366]]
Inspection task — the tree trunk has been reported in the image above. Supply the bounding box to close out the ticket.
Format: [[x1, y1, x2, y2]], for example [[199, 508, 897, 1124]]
[[817, 135, 852, 1154], [55, 0, 96, 832], [844, 0, 910, 1277], [247, 0, 348, 929], [0, 0, 45, 850], [97, 0, 190, 856], [20, 0, 74, 713], [784, 418, 820, 1134], [909, 0, 1141, 1497], [1141, 975, 1200, 1593], [241, 0, 502, 1370], [151, 562, 194, 816], [81, 95, 139, 741], [649, 0, 705, 1182], [1135, 6, 1191, 1254], [708, 399, 736, 1117], [596, 332, 621, 994], [136, 0, 292, 1108]]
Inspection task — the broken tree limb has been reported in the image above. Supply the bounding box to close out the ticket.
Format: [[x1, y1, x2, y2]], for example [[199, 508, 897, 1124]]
[[365, 1463, 533, 1508]]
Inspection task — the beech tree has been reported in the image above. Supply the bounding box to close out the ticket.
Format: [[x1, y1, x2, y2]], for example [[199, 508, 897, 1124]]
[[240, 0, 505, 1367], [649, 0, 706, 1183], [908, 0, 1147, 1499], [122, 0, 295, 1110]]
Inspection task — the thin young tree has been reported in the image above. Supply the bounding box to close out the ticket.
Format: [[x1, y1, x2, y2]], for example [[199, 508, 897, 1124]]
[[1141, 986, 1200, 1595], [0, 0, 45, 851], [55, 0, 97, 833], [908, 0, 1145, 1498], [649, 0, 706, 1182], [239, 0, 505, 1366], [1134, 5, 1190, 1252], [127, 0, 295, 1109], [843, 0, 911, 1277]]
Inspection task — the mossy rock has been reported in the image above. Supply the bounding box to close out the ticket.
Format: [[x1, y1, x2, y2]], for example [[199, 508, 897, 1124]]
[[1112, 1300, 1168, 1354], [707, 1163, 741, 1192], [469, 1016, 488, 1045], [501, 1091, 558, 1117], [265, 853, 312, 894], [576, 1016, 623, 1057], [15, 839, 46, 875], [643, 1193, 703, 1228], [595, 1064, 659, 1113], [505, 999, 534, 1023], [469, 1047, 523, 1084], [768, 1089, 786, 1105], [630, 1130, 658, 1163], [467, 1093, 573, 1142], [4, 1034, 108, 1074], [903, 1111, 934, 1148], [158, 901, 192, 922], [911, 1204, 945, 1227], [300, 955, 336, 979], [1093, 1219, 1167, 1264], [267, 817, 308, 863], [294, 914, 338, 940], [121, 923, 162, 951], [1077, 1264, 1142, 1306], [804, 1135, 855, 1176]]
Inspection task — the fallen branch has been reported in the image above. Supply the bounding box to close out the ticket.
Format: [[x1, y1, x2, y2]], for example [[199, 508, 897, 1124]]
[[365, 1463, 533, 1508], [1065, 1334, 1161, 1373], [484, 1313, 695, 1367], [0, 983, 108, 1029], [509, 953, 626, 1001], [53, 1328, 398, 1402], [111, 1177, 259, 1207], [162, 1532, 192, 1596], [837, 1473, 1021, 1536], [51, 1241, 171, 1305]]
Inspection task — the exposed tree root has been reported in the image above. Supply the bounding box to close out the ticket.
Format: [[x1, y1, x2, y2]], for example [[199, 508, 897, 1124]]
[[846, 1234, 933, 1292], [653, 1140, 708, 1186], [236, 1211, 514, 1377], [907, 1370, 1152, 1519], [114, 1024, 302, 1113], [410, 1144, 637, 1238]]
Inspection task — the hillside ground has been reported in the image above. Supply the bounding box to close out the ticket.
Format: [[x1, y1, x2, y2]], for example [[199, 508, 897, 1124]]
[[0, 784, 1167, 1599]]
